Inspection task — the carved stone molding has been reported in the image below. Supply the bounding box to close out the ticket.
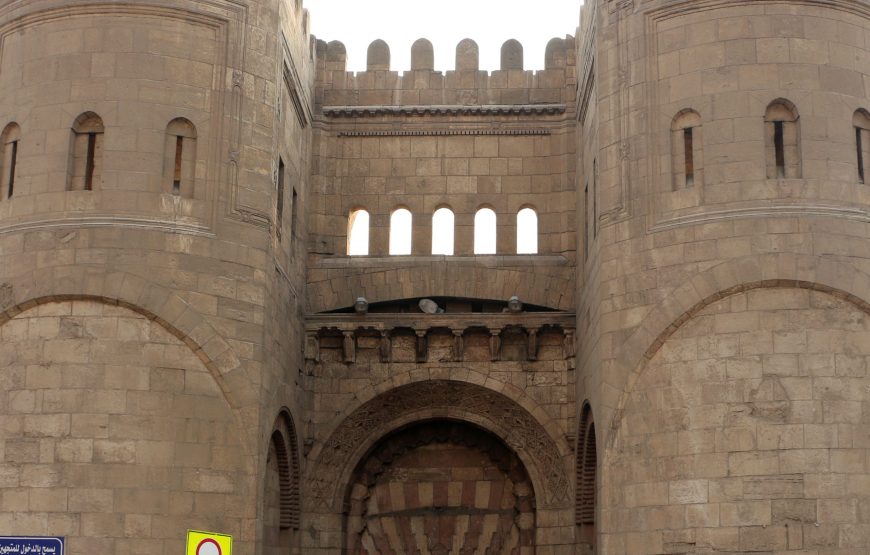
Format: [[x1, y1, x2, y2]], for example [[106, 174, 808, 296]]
[[0, 216, 214, 238], [336, 128, 552, 137], [305, 313, 576, 363], [649, 203, 870, 233], [323, 103, 566, 118], [305, 379, 572, 510]]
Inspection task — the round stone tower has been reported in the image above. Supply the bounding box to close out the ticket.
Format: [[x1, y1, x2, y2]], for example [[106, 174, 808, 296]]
[[576, 0, 870, 553], [0, 0, 313, 552]]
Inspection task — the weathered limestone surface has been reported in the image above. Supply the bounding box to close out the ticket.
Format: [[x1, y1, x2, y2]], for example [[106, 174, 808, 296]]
[[1, 0, 870, 553]]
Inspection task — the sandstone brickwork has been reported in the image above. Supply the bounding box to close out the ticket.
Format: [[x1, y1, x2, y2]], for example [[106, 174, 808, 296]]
[[1, 0, 870, 553]]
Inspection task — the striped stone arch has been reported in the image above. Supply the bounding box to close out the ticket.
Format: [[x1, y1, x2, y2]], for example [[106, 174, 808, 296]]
[[304, 379, 573, 512]]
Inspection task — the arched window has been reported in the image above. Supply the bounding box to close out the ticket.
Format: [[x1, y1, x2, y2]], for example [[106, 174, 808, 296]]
[[516, 207, 538, 254], [671, 109, 703, 189], [1, 123, 20, 199], [69, 112, 104, 191], [347, 209, 370, 256], [576, 403, 597, 551], [765, 99, 801, 179], [854, 109, 870, 184], [474, 207, 496, 255], [431, 207, 454, 255], [389, 208, 412, 255], [164, 118, 197, 197]]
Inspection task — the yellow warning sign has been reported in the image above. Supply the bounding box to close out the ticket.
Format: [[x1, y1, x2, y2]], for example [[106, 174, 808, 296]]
[[186, 530, 232, 555]]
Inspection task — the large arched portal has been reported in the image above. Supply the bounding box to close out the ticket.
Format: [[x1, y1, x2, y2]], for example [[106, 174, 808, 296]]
[[303, 379, 573, 552], [345, 419, 535, 554]]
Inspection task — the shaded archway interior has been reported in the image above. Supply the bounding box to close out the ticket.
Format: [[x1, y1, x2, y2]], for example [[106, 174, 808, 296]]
[[344, 419, 535, 554]]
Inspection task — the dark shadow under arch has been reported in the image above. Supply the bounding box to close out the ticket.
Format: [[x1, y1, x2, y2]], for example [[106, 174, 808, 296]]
[[343, 418, 536, 553]]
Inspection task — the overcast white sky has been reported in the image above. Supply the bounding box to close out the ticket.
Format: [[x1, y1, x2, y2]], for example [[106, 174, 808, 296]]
[[308, 0, 583, 73]]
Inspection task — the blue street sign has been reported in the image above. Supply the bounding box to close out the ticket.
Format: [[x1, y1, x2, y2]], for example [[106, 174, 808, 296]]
[[0, 537, 63, 555]]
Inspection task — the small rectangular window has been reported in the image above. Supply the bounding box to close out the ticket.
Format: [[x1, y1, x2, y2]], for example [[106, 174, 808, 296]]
[[276, 158, 285, 239], [857, 127, 865, 185], [683, 128, 694, 187], [774, 121, 785, 178]]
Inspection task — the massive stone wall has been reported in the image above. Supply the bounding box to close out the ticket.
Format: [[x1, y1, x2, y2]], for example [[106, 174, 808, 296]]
[[0, 299, 253, 552], [604, 287, 870, 553], [578, 0, 870, 552], [0, 0, 314, 551]]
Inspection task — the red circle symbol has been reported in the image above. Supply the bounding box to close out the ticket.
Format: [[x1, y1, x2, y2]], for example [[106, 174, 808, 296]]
[[196, 538, 222, 555]]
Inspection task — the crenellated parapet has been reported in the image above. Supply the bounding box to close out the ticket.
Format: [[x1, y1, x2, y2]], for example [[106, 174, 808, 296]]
[[314, 36, 577, 109]]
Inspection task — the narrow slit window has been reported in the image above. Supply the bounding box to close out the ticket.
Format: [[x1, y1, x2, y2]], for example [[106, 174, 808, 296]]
[[765, 99, 800, 179], [8, 140, 17, 198], [347, 209, 370, 256], [855, 110, 870, 185], [173, 136, 183, 194], [683, 128, 694, 187], [583, 184, 589, 261], [774, 121, 785, 178], [164, 118, 197, 198], [291, 188, 298, 241], [671, 109, 703, 189], [1, 123, 20, 199], [276, 158, 285, 239], [69, 112, 104, 191], [85, 133, 97, 190], [592, 159, 598, 238]]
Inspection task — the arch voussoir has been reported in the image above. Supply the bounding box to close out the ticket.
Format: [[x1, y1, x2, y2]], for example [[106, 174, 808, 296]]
[[304, 379, 573, 517]]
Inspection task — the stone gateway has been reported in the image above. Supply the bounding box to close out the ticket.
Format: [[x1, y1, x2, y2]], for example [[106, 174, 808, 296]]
[[1, 0, 870, 554]]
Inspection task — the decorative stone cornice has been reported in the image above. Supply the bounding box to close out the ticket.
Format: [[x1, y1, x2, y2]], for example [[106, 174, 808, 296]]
[[322, 103, 567, 118], [305, 312, 576, 363], [336, 128, 552, 137]]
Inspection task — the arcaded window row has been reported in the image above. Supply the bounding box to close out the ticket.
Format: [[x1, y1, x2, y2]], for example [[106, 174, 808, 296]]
[[1, 114, 198, 199], [672, 100, 870, 188], [347, 207, 538, 256]]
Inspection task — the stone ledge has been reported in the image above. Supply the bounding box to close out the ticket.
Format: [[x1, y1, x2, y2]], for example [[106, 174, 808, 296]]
[[311, 254, 571, 269], [322, 104, 567, 117]]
